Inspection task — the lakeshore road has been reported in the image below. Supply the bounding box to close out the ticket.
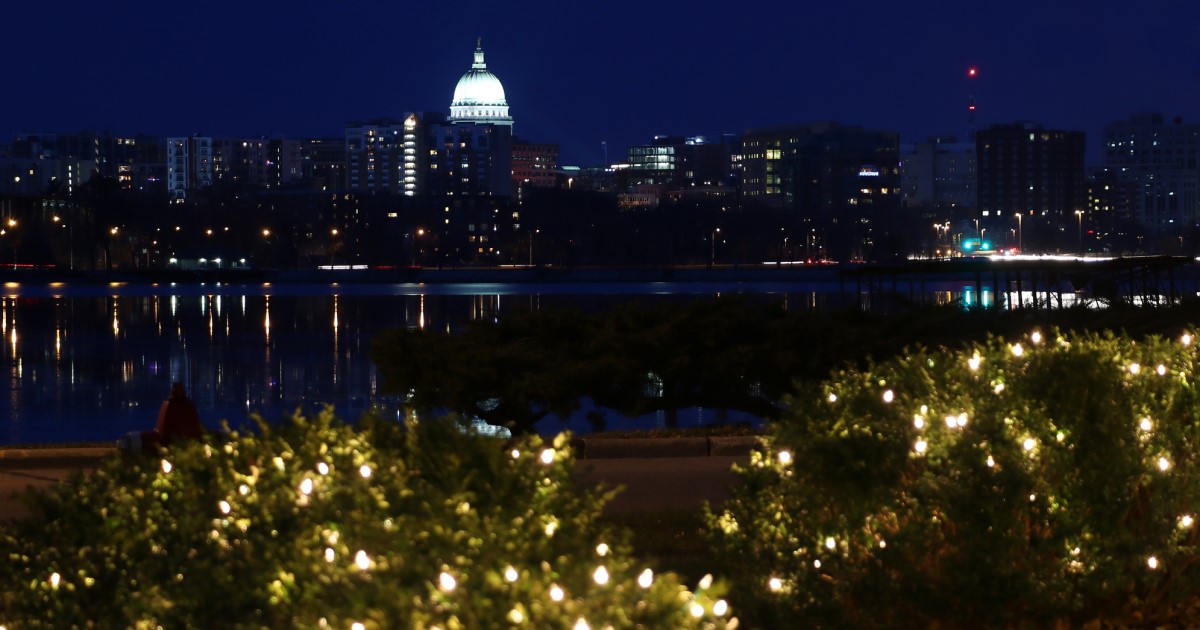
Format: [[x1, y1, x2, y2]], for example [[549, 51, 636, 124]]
[[0, 440, 754, 522]]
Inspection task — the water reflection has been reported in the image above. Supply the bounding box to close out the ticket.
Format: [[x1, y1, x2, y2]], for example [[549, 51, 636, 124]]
[[0, 280, 1155, 446]]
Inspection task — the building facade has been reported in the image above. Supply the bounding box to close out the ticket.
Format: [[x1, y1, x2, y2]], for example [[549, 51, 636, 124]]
[[166, 136, 213, 200], [1102, 113, 1200, 235]]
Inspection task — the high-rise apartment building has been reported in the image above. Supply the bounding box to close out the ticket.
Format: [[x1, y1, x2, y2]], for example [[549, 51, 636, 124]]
[[166, 136, 213, 201], [901, 136, 977, 211], [975, 122, 1085, 251], [1102, 113, 1200, 234]]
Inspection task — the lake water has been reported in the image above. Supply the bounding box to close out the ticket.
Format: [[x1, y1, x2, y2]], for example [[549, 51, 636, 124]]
[[0, 279, 1106, 445]]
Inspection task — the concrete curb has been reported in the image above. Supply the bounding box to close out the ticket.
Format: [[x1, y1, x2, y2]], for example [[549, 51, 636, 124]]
[[0, 447, 118, 469], [576, 436, 763, 459]]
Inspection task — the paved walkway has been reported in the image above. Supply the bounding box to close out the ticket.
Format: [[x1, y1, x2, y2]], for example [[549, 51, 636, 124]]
[[0, 443, 751, 522]]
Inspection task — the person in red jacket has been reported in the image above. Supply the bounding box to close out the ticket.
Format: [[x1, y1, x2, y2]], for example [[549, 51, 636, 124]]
[[154, 382, 204, 445], [118, 382, 204, 454]]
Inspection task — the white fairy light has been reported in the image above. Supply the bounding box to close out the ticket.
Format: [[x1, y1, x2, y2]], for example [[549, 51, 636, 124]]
[[1011, 343, 1024, 357], [540, 448, 555, 464], [593, 566, 609, 585], [355, 550, 370, 571], [882, 389, 894, 403], [1181, 515, 1194, 529], [509, 609, 524, 624], [713, 599, 729, 616], [1183, 333, 1193, 346], [218, 501, 231, 515], [273, 456, 285, 471], [813, 559, 822, 569], [505, 566, 519, 582], [161, 459, 172, 474], [689, 603, 705, 618], [1141, 418, 1153, 432], [778, 450, 793, 465], [1029, 494, 1036, 502], [945, 415, 957, 428], [828, 393, 838, 403], [879, 540, 887, 549], [549, 584, 565, 601], [768, 577, 783, 592], [825, 536, 836, 550], [300, 478, 314, 495], [439, 571, 457, 592], [638, 569, 654, 588], [49, 572, 60, 588], [325, 548, 335, 563], [968, 354, 981, 371], [1056, 431, 1065, 442], [573, 618, 591, 630], [986, 455, 995, 468], [914, 439, 928, 454], [699, 574, 713, 590], [1031, 331, 1043, 344], [352, 623, 365, 630], [596, 543, 610, 557], [317, 462, 329, 475], [1158, 364, 1167, 376], [1148, 556, 1159, 569], [913, 415, 925, 429], [359, 464, 372, 479], [958, 413, 968, 427], [1129, 363, 1141, 375], [1158, 457, 1171, 472], [511, 449, 520, 459], [920, 404, 928, 415], [545, 520, 558, 537], [993, 382, 1005, 394], [238, 484, 249, 496], [1023, 438, 1036, 452]]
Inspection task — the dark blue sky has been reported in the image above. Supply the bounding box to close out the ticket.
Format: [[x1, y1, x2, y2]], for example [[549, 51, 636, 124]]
[[2, 0, 1197, 165]]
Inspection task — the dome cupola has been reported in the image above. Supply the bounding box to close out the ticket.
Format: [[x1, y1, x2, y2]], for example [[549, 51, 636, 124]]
[[449, 38, 513, 127]]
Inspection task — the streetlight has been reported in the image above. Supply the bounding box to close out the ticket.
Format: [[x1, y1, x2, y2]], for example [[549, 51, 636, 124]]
[[710, 227, 721, 268], [1014, 213, 1023, 252], [1080, 208, 1089, 253]]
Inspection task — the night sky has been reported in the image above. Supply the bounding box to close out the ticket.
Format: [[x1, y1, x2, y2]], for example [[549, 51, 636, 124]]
[[2, 0, 1197, 165]]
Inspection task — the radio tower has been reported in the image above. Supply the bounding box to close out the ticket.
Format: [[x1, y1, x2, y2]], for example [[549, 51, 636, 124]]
[[967, 66, 979, 141]]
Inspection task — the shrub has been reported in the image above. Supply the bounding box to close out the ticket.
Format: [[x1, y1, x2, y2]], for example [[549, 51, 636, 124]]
[[708, 329, 1200, 628], [0, 409, 734, 629]]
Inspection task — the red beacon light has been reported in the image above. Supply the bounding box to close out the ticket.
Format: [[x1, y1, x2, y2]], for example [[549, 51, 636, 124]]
[[968, 67, 978, 77]]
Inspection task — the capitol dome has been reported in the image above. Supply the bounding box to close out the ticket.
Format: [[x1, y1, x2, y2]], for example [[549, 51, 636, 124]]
[[449, 39, 513, 127]]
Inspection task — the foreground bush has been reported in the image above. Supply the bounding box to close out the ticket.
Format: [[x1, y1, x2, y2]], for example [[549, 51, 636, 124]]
[[0, 410, 734, 629], [709, 329, 1200, 628]]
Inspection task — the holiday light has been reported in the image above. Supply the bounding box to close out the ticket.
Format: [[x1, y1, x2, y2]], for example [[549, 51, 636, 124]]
[[549, 584, 565, 601], [1148, 556, 1159, 569], [1031, 331, 1043, 344], [690, 603, 705, 618], [161, 459, 172, 474], [359, 464, 372, 478], [1183, 333, 1193, 346], [768, 577, 783, 592], [638, 569, 654, 588], [573, 618, 591, 630], [825, 536, 836, 550], [325, 548, 335, 563], [49, 573, 60, 588], [1129, 363, 1141, 375], [1180, 515, 1194, 529], [778, 450, 793, 465], [913, 415, 925, 429], [505, 566, 519, 582], [596, 543, 610, 556], [540, 448, 555, 464], [828, 393, 838, 403], [1157, 364, 1167, 376], [355, 550, 370, 571], [1011, 343, 1024, 357], [914, 439, 928, 454], [439, 571, 456, 592], [511, 449, 520, 459], [699, 574, 713, 590], [509, 609, 524, 624], [1158, 457, 1171, 472], [300, 478, 314, 495], [593, 566, 609, 585], [219, 501, 231, 514], [1141, 418, 1153, 432], [968, 354, 981, 371], [882, 389, 894, 403], [713, 599, 729, 616], [317, 462, 329, 475]]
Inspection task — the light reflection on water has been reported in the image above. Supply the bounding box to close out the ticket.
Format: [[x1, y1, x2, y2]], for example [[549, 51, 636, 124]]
[[0, 281, 1129, 446]]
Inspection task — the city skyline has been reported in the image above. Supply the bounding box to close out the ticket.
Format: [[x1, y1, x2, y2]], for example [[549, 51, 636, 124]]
[[2, 0, 1198, 165]]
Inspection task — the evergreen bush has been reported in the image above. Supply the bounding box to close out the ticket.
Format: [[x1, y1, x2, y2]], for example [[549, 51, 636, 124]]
[[708, 329, 1200, 628], [0, 409, 734, 629]]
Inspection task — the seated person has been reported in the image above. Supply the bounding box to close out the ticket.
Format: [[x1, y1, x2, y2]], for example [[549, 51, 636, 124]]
[[118, 382, 204, 453]]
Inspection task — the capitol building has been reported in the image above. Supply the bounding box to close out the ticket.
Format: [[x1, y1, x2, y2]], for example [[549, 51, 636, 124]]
[[449, 39, 514, 128]]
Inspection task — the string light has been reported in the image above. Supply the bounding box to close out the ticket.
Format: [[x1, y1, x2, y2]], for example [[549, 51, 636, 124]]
[[689, 603, 705, 618], [882, 389, 894, 403], [913, 415, 925, 429], [596, 543, 610, 557], [359, 464, 372, 479], [1031, 331, 1043, 344], [968, 354, 981, 371], [161, 460, 173, 474], [549, 584, 565, 601], [540, 448, 555, 464], [1157, 364, 1167, 376], [49, 573, 60, 589], [1148, 556, 1159, 569], [438, 572, 456, 592], [355, 550, 370, 571], [1141, 418, 1153, 432], [638, 569, 654, 588], [778, 450, 793, 465], [768, 577, 783, 592], [218, 501, 231, 515], [1180, 515, 1194, 529], [713, 600, 729, 616], [317, 462, 329, 475], [505, 566, 519, 582], [593, 566, 609, 585], [300, 478, 314, 495], [1011, 343, 1024, 357], [508, 609, 524, 624], [511, 449, 520, 459], [914, 439, 928, 454], [1158, 457, 1171, 472], [699, 574, 713, 590], [1129, 363, 1141, 375], [986, 455, 995, 467], [325, 548, 335, 563], [825, 537, 836, 550], [828, 393, 837, 403], [1182, 333, 1192, 346], [573, 618, 590, 630]]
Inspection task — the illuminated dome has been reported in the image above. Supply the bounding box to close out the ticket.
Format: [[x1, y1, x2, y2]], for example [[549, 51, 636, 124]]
[[450, 39, 513, 127]]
